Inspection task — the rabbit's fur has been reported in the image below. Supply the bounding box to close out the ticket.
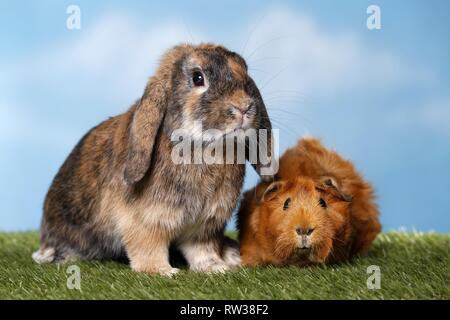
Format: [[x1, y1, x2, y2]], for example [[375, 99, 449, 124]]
[[33, 44, 273, 275], [238, 137, 381, 266]]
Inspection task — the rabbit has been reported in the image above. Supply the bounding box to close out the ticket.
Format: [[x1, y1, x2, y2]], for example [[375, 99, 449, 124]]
[[32, 43, 274, 276], [238, 137, 381, 266]]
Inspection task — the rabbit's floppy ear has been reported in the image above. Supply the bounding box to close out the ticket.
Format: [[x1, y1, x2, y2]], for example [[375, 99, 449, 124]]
[[123, 79, 169, 185], [123, 44, 192, 185], [123, 77, 169, 185], [246, 79, 277, 182]]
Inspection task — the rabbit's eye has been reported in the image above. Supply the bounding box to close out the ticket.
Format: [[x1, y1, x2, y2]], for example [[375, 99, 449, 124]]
[[192, 71, 205, 86], [319, 198, 327, 208], [283, 198, 291, 210]]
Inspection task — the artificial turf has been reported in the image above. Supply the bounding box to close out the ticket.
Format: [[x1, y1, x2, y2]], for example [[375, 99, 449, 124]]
[[0, 231, 448, 299]]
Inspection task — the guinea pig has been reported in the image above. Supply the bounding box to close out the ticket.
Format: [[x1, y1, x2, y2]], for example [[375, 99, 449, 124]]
[[33, 43, 274, 276], [238, 137, 381, 267]]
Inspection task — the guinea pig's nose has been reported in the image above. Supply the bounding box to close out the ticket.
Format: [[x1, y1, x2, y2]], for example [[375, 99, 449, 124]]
[[296, 227, 315, 236]]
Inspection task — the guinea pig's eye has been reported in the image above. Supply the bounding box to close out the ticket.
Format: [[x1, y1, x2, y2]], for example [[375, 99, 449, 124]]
[[319, 198, 327, 208], [283, 198, 291, 210], [192, 71, 205, 86]]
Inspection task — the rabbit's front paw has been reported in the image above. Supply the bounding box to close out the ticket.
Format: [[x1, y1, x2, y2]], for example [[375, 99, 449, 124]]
[[223, 245, 241, 268], [180, 241, 231, 273], [191, 260, 230, 273], [158, 267, 181, 277]]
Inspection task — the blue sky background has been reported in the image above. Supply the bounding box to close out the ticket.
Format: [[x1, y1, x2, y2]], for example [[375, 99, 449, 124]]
[[1, 0, 449, 232]]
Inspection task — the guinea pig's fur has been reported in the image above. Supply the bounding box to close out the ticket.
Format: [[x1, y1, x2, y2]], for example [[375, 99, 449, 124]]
[[238, 137, 381, 267], [33, 43, 273, 276]]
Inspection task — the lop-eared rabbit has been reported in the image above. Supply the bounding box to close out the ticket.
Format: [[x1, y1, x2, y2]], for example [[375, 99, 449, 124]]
[[33, 44, 273, 276]]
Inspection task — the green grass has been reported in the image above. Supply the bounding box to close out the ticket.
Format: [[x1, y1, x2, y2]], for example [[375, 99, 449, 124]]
[[0, 231, 449, 299]]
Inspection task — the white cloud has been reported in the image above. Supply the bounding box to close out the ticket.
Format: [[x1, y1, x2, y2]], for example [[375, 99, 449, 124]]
[[1, 13, 200, 150], [8, 8, 433, 105], [25, 13, 198, 100], [0, 99, 82, 149], [241, 8, 435, 99], [0, 7, 440, 152], [422, 98, 450, 135], [388, 96, 450, 137], [0, 100, 20, 141]]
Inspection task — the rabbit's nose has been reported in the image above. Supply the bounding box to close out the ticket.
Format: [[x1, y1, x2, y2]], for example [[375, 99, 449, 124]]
[[233, 106, 247, 116], [232, 103, 251, 115], [296, 227, 315, 236]]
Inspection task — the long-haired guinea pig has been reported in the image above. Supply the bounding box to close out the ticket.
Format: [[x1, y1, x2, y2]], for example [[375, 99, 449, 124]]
[[238, 137, 381, 266], [33, 43, 273, 276]]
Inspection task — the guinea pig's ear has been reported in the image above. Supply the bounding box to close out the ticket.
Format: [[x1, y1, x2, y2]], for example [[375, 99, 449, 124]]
[[317, 177, 352, 202], [123, 78, 169, 185], [257, 181, 285, 204]]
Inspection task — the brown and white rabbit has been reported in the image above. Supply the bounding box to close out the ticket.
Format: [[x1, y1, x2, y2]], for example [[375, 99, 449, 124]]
[[33, 43, 274, 276], [238, 137, 381, 267]]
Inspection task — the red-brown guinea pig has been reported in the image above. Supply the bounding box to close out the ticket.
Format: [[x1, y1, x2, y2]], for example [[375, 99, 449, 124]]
[[237, 137, 381, 266]]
